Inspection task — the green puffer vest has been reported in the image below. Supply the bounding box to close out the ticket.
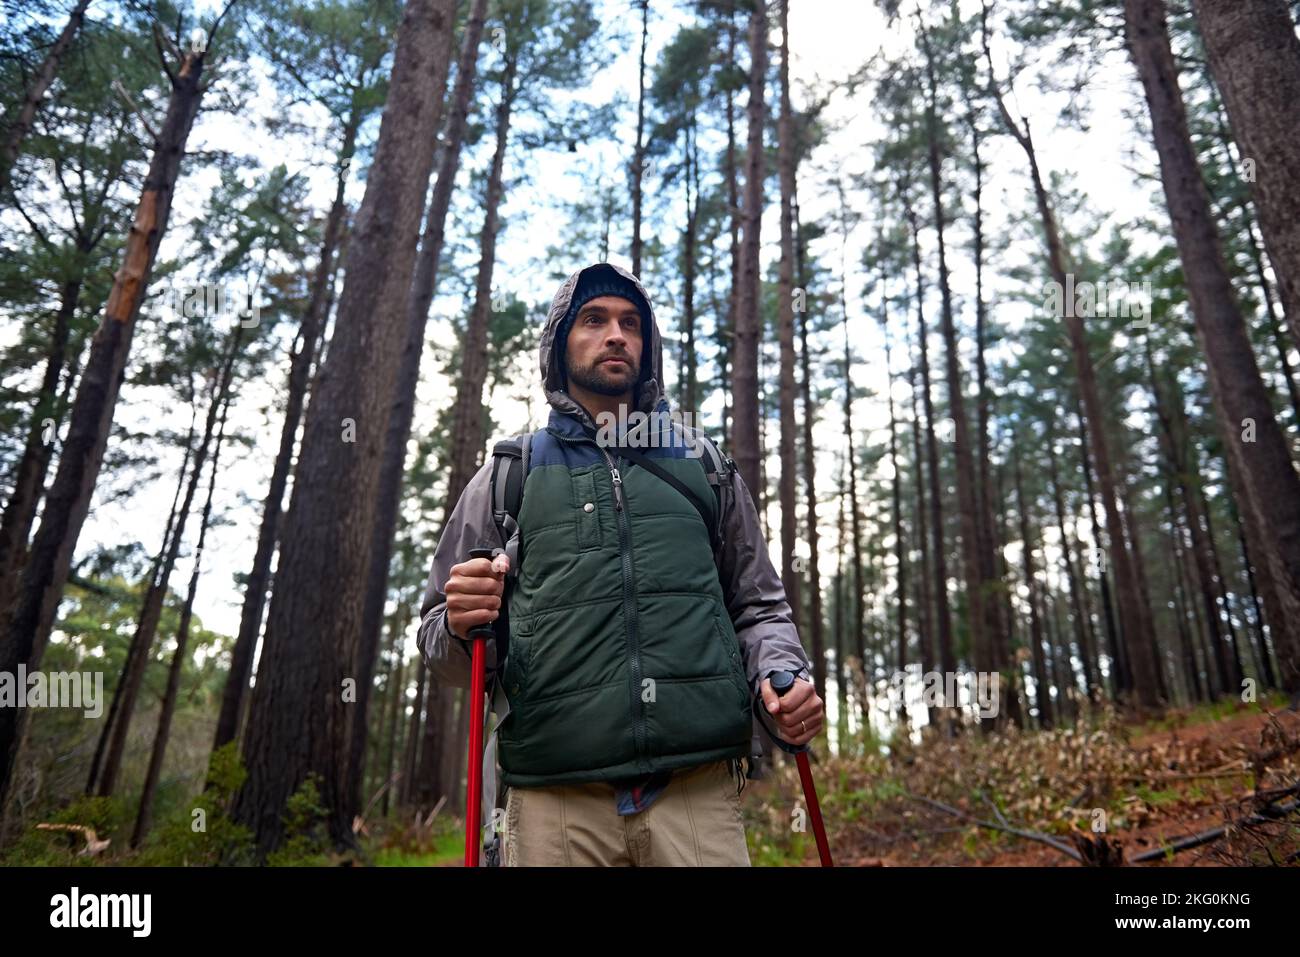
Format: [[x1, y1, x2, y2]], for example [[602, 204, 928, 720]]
[[495, 407, 753, 787]]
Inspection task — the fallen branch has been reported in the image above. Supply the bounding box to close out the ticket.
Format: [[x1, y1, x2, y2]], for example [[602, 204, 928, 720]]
[[36, 823, 111, 856], [907, 792, 1083, 863], [1128, 797, 1300, 863]]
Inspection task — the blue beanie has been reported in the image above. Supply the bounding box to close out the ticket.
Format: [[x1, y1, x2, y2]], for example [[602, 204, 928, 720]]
[[556, 266, 651, 385]]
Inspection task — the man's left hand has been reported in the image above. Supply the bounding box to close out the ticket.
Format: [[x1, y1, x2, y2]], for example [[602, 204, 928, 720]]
[[760, 675, 825, 747]]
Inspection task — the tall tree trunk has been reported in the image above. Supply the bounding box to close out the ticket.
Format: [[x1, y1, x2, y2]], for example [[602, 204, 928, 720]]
[[1226, 477, 1278, 689], [883, 317, 907, 727], [681, 119, 700, 418], [841, 283, 866, 698], [231, 0, 456, 856], [721, 14, 740, 449], [1218, 424, 1297, 695], [0, 0, 91, 197], [0, 274, 82, 602], [1013, 437, 1053, 728], [834, 454, 849, 751], [630, 0, 649, 276], [1116, 448, 1169, 703], [919, 16, 996, 707], [415, 680, 444, 812], [731, 0, 767, 510], [380, 605, 407, 818], [212, 109, 359, 759], [982, 21, 1161, 706], [1192, 0, 1300, 350], [963, 81, 1014, 724], [443, 54, 517, 529], [794, 196, 825, 700], [1124, 0, 1300, 698], [87, 391, 198, 795], [907, 355, 938, 731], [132, 384, 231, 847], [1073, 393, 1124, 697], [0, 47, 208, 822], [349, 0, 488, 826], [1145, 336, 1234, 695], [97, 326, 243, 799], [1202, 88, 1300, 428], [1046, 438, 1099, 702], [400, 661, 426, 807], [903, 191, 956, 688], [1163, 477, 1207, 703], [1198, 481, 1247, 689], [776, 0, 799, 634]]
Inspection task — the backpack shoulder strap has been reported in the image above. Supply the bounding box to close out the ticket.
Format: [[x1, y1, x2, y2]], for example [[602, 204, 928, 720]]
[[489, 431, 533, 548], [667, 422, 733, 561], [694, 432, 733, 563], [484, 430, 534, 686]]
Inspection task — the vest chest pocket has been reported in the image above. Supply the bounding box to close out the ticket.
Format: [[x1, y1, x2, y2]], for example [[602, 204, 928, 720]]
[[572, 469, 602, 552]]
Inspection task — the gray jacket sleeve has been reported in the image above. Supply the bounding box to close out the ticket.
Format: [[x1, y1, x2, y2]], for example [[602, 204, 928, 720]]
[[415, 460, 501, 689], [716, 465, 814, 701]]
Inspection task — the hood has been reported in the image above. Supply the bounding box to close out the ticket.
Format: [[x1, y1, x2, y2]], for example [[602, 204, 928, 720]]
[[539, 262, 665, 433]]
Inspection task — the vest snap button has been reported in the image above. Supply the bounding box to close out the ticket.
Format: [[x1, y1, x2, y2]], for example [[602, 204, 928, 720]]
[[583, 502, 594, 512]]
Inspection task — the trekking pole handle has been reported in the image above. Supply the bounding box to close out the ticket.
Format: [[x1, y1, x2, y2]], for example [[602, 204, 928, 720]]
[[466, 546, 500, 641], [753, 669, 809, 754], [770, 670, 797, 698]]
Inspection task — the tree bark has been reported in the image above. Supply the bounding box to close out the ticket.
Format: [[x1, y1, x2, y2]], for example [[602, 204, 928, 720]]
[[903, 189, 956, 686], [776, 0, 800, 634], [231, 0, 456, 856], [721, 14, 740, 449], [794, 196, 825, 700], [349, 0, 488, 826], [1013, 437, 1053, 728], [731, 0, 767, 510], [1124, 0, 1300, 697], [630, 0, 649, 276], [1045, 437, 1099, 702], [212, 108, 359, 759], [1192, 0, 1300, 351]]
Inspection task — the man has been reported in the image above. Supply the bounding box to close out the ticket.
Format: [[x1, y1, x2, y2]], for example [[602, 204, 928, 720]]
[[417, 262, 822, 866]]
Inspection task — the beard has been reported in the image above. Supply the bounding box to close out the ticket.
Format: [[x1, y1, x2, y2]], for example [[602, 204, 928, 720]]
[[567, 353, 639, 396]]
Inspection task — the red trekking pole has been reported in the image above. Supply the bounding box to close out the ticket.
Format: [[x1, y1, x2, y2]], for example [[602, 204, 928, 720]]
[[462, 546, 500, 867], [760, 670, 833, 866]]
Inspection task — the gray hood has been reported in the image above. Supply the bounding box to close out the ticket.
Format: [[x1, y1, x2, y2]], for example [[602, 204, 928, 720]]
[[538, 262, 665, 431]]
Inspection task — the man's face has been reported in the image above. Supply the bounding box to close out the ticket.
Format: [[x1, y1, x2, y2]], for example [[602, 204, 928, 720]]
[[564, 294, 644, 397]]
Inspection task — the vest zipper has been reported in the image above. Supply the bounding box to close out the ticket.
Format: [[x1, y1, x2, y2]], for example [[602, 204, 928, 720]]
[[547, 428, 648, 768]]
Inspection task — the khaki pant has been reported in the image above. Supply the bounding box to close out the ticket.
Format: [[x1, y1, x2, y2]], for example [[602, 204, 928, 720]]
[[502, 758, 751, 866]]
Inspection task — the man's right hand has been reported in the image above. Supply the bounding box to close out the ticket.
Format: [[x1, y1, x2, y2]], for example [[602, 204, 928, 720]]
[[445, 552, 511, 639]]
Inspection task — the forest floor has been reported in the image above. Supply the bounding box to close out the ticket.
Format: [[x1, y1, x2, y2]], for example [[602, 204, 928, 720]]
[[744, 692, 1300, 867]]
